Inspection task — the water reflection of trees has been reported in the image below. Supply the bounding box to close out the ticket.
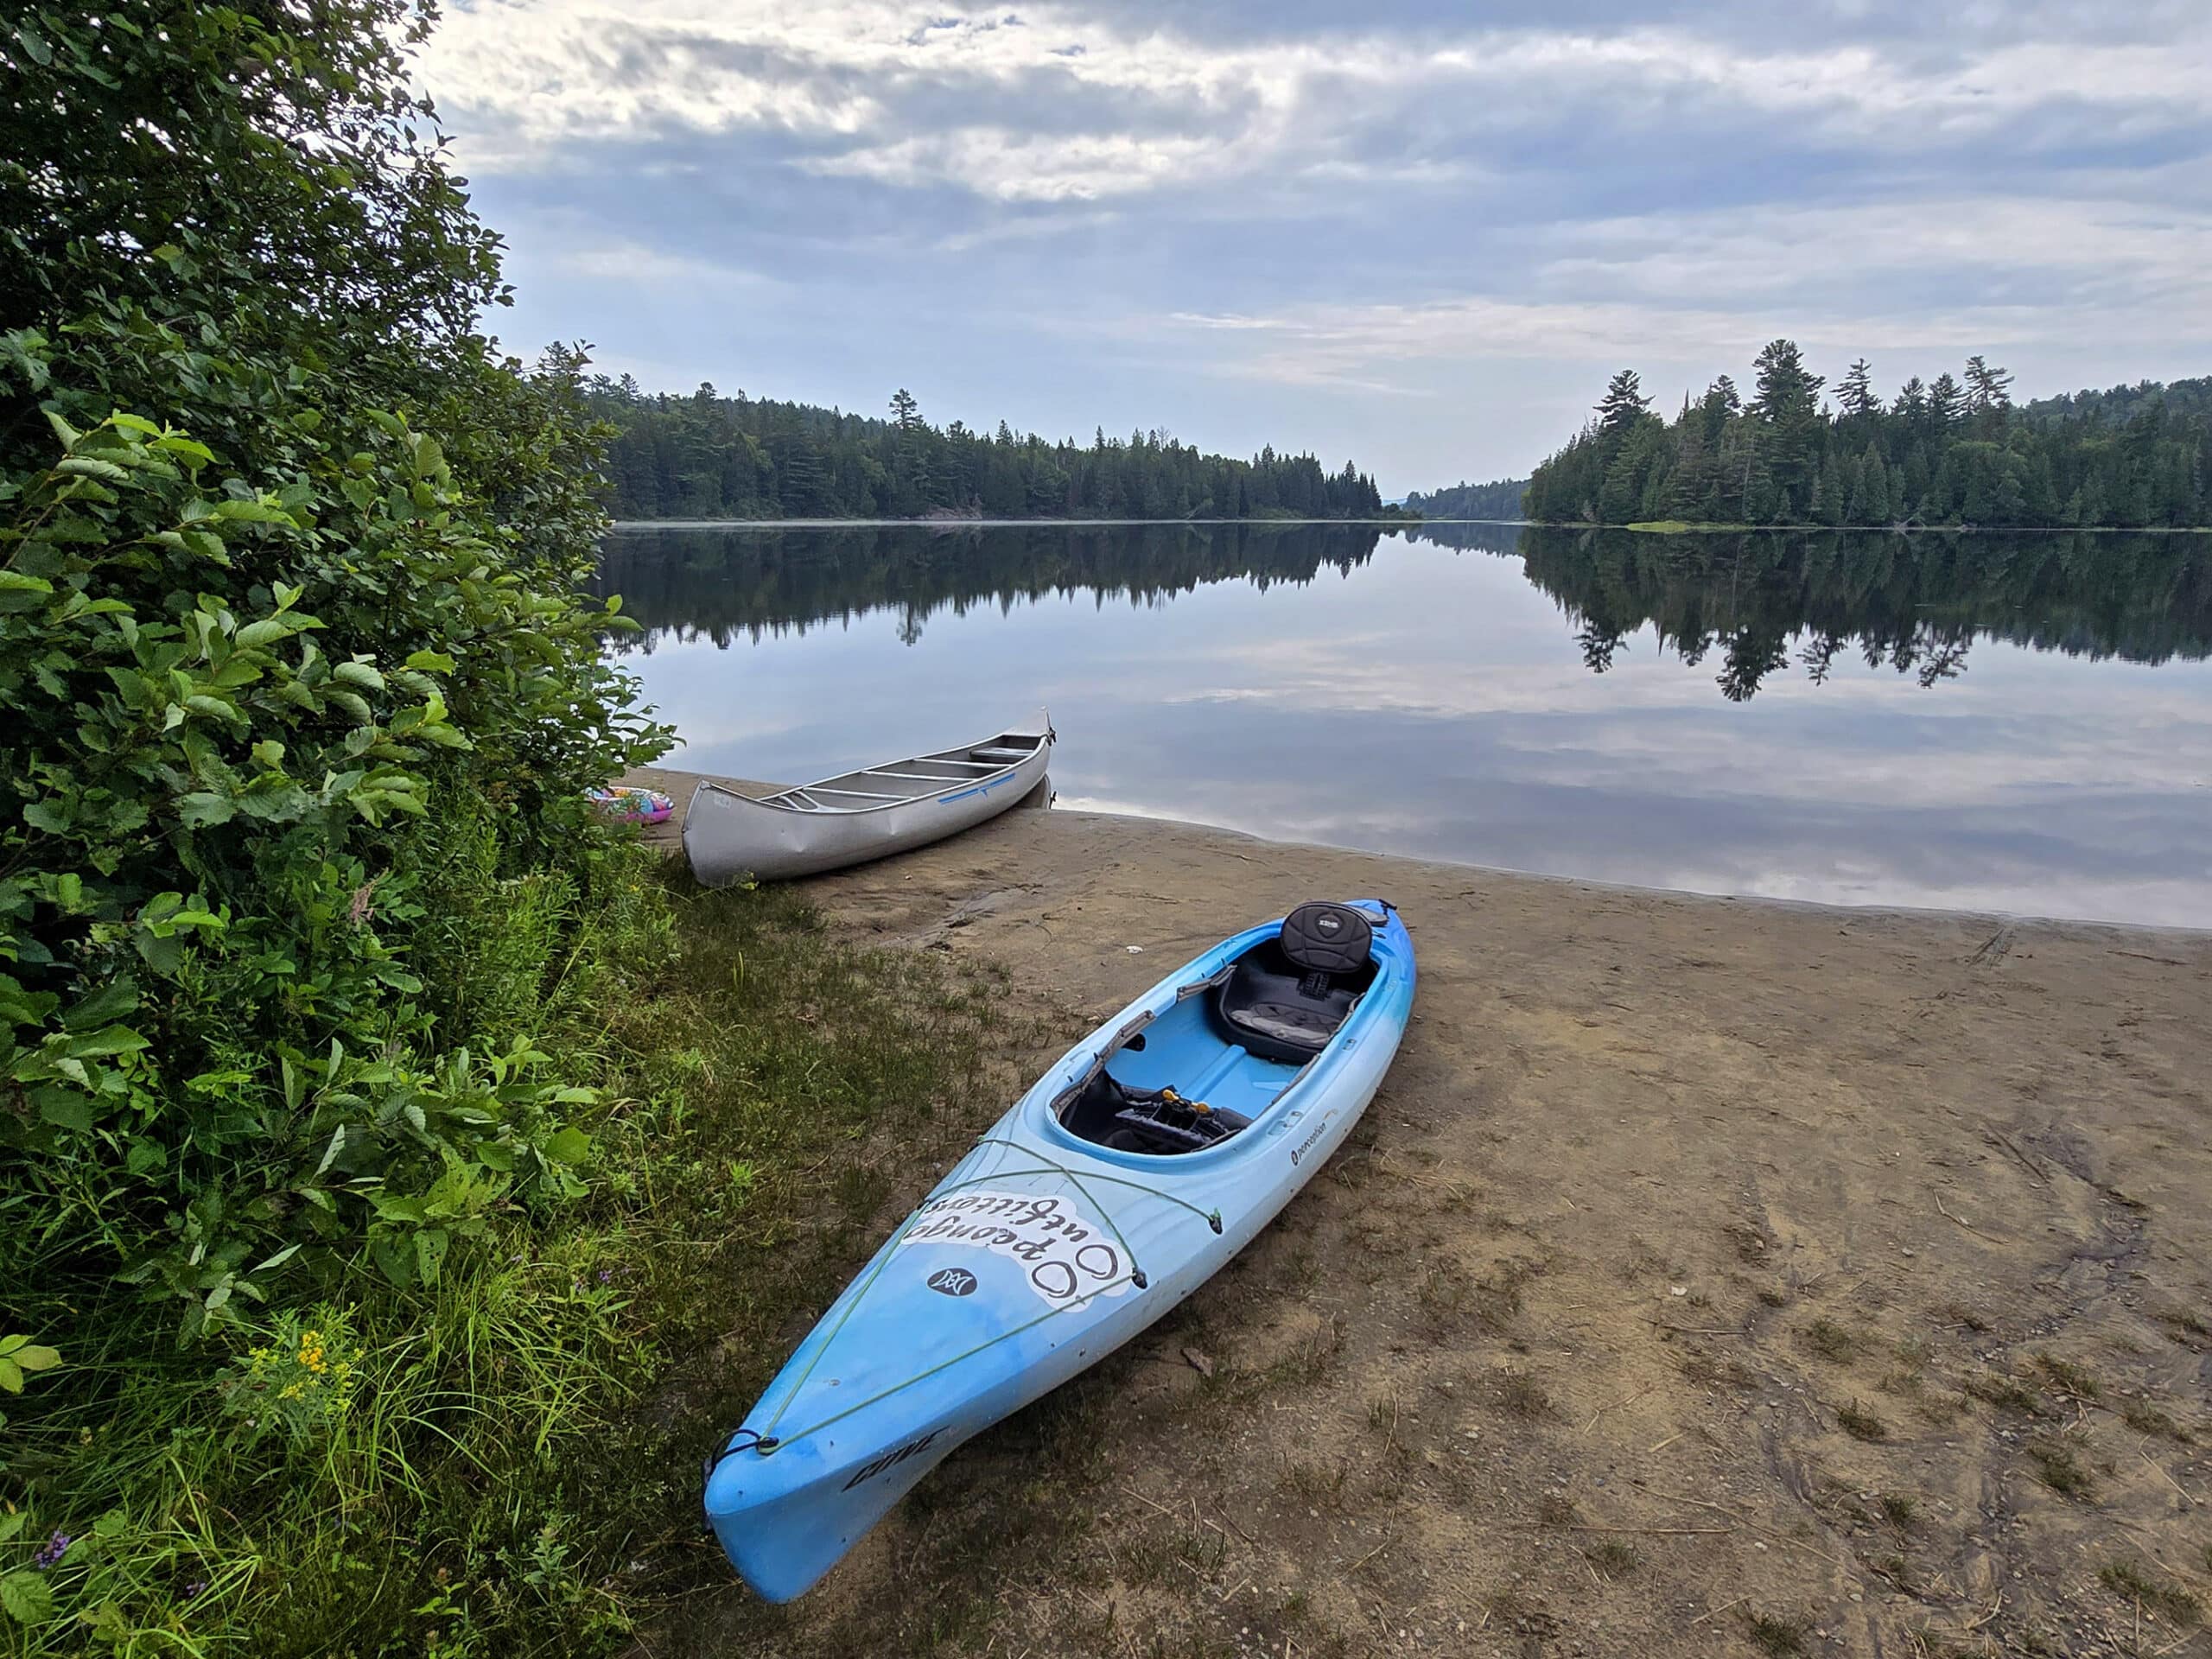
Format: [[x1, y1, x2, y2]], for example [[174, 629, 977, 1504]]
[[594, 519, 2212, 702], [592, 522, 1395, 651], [1411, 522, 2212, 700]]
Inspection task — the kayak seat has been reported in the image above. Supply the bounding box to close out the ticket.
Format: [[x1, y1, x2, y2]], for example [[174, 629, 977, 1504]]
[[1211, 903, 1377, 1065]]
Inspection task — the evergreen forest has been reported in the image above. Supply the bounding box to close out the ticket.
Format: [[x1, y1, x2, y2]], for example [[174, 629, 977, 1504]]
[[1523, 344, 2212, 530], [1402, 476, 1529, 519], [587, 379, 1395, 522]]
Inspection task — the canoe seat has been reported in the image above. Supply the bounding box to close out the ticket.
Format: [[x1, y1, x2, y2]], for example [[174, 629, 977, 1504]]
[[969, 745, 1035, 765], [1212, 903, 1377, 1065]]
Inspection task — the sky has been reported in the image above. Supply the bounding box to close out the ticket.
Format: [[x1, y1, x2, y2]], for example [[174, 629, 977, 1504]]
[[417, 0, 2212, 493]]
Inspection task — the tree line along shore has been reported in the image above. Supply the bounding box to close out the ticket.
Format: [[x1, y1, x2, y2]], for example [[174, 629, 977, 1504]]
[[586, 379, 1402, 523], [1518, 348, 2212, 531]]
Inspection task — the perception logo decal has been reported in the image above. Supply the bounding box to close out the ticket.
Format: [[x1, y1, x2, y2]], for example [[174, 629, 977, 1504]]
[[897, 1190, 1138, 1307], [926, 1267, 978, 1297]]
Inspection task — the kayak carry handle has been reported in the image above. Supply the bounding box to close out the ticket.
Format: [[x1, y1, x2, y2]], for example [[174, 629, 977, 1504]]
[[703, 1427, 779, 1484]]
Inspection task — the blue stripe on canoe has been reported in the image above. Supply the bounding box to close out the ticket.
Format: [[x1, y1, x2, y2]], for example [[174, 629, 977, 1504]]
[[939, 775, 1008, 804]]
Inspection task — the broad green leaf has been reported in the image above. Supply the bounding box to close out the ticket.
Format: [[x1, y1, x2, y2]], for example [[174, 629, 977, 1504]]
[[176, 793, 236, 829], [62, 980, 139, 1030], [2, 1569, 55, 1625], [233, 618, 294, 650], [62, 1026, 149, 1059], [37, 1093, 96, 1131], [545, 1126, 593, 1166]]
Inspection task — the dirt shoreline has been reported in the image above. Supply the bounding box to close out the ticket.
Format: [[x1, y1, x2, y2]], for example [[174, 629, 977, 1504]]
[[628, 767, 2212, 1658]]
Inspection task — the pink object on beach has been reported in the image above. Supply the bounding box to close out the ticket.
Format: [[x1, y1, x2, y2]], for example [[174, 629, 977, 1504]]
[[589, 785, 675, 825]]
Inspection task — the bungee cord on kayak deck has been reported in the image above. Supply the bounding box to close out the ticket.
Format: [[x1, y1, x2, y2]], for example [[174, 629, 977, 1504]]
[[735, 1137, 1226, 1457]]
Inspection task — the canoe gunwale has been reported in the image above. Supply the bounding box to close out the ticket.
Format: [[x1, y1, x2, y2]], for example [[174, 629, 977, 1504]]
[[704, 716, 1051, 821]]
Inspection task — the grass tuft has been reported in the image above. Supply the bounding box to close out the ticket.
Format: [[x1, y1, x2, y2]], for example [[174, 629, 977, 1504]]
[[2099, 1560, 2201, 1626], [1836, 1401, 1888, 1442], [1744, 1611, 1809, 1655], [1491, 1367, 1555, 1420], [1586, 1539, 1639, 1576], [2121, 1400, 2192, 1441], [2033, 1353, 2102, 1402], [1798, 1317, 1862, 1364], [2029, 1439, 2094, 1499], [1965, 1370, 2044, 1415]]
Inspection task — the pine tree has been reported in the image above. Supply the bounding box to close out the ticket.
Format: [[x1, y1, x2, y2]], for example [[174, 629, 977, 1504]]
[[1750, 339, 1825, 518], [1837, 359, 1881, 420], [1929, 372, 1966, 430], [1859, 442, 1891, 523], [1962, 356, 2013, 415], [1597, 369, 1653, 449]]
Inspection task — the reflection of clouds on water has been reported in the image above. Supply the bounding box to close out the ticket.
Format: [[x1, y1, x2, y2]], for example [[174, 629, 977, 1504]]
[[609, 524, 2212, 928]]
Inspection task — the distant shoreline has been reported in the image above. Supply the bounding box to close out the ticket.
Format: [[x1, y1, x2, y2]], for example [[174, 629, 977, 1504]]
[[1610, 519, 2212, 535], [605, 516, 1427, 530], [606, 516, 2207, 535]]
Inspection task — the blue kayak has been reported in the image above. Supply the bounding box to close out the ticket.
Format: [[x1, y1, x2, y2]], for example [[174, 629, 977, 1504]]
[[703, 899, 1417, 1601]]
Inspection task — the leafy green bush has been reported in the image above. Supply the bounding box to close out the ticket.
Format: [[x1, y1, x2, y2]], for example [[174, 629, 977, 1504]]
[[0, 384, 664, 1338], [0, 3, 696, 1649]]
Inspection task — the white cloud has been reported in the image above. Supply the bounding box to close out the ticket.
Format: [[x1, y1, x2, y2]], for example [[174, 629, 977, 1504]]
[[417, 3, 2212, 197], [549, 240, 789, 289]]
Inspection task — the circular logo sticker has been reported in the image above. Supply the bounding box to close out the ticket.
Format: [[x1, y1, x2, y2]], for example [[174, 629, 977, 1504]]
[[927, 1267, 979, 1298]]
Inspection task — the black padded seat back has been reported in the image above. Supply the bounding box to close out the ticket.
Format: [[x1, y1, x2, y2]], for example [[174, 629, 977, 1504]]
[[1211, 904, 1379, 1065], [1278, 902, 1373, 976]]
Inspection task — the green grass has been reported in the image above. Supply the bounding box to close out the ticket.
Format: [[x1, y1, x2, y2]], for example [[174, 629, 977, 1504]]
[[1622, 519, 1764, 533], [1744, 1611, 1809, 1655], [1797, 1317, 1863, 1364], [2099, 1560, 2201, 1626], [0, 855, 1028, 1656], [2029, 1440, 2094, 1499], [1835, 1401, 1888, 1442]]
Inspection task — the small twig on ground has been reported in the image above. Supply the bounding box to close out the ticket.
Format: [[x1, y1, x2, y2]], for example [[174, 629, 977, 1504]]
[[1646, 1320, 1745, 1336], [1347, 1535, 1394, 1573], [1585, 1385, 1656, 1433], [1693, 1595, 1751, 1626], [1631, 1483, 1846, 1567], [1936, 1192, 2001, 1241], [1647, 1432, 1685, 1453], [2139, 1449, 2197, 1507], [1961, 1591, 2005, 1632], [1120, 1484, 1178, 1518], [1558, 1523, 1732, 1536]]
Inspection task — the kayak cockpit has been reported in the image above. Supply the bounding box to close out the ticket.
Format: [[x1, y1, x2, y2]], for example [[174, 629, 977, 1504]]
[[1053, 902, 1378, 1156]]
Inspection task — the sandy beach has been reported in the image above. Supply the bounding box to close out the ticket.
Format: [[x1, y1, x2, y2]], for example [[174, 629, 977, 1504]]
[[627, 766, 2212, 1657]]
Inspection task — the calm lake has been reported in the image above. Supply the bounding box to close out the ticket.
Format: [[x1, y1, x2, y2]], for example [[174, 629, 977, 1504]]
[[594, 522, 2212, 929]]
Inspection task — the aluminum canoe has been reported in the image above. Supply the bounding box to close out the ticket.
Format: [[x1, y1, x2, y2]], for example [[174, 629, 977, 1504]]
[[683, 712, 1052, 886]]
